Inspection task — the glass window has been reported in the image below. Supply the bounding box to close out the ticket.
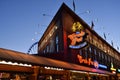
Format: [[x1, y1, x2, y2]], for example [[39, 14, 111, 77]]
[[79, 50, 82, 56], [108, 56, 110, 62], [101, 52, 104, 59], [98, 51, 101, 58], [56, 36, 58, 44], [94, 48, 97, 55], [43, 49, 45, 53], [46, 45, 48, 52], [88, 46, 92, 58], [89, 46, 92, 53], [50, 39, 55, 53], [104, 54, 107, 64], [55, 35, 59, 52], [111, 57, 113, 63], [93, 48, 96, 60], [85, 48, 88, 59]]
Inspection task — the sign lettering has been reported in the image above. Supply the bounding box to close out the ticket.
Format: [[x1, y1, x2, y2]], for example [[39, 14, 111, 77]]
[[77, 54, 99, 68]]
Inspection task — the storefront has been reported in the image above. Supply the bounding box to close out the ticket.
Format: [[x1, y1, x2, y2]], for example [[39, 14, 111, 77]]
[[36, 66, 114, 80], [0, 48, 117, 80], [38, 67, 67, 80], [0, 64, 33, 79]]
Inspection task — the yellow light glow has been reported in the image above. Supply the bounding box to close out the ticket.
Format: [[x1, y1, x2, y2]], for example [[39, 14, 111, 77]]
[[72, 22, 84, 32]]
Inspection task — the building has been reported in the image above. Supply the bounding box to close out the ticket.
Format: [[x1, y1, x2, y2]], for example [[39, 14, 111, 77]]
[[38, 3, 120, 80], [0, 3, 120, 80]]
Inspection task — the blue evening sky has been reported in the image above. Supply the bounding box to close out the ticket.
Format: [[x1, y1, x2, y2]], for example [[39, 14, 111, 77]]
[[0, 0, 120, 53]]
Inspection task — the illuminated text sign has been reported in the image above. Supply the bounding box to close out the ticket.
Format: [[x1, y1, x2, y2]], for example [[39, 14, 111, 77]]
[[77, 54, 107, 69], [77, 54, 99, 68]]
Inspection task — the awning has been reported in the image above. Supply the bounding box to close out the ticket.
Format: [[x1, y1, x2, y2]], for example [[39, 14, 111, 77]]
[[0, 48, 113, 75]]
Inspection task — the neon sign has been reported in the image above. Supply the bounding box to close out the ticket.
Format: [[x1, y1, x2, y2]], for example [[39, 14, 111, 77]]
[[72, 22, 84, 32], [99, 64, 107, 69], [118, 69, 120, 72], [77, 54, 99, 68], [69, 41, 87, 49], [68, 22, 88, 49], [110, 63, 116, 71], [77, 54, 108, 69]]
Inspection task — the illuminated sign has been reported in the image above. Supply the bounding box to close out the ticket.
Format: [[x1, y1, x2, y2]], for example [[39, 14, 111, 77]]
[[69, 41, 87, 49], [110, 63, 116, 74], [77, 54, 99, 68], [111, 67, 116, 71], [68, 22, 88, 49], [118, 69, 120, 72], [77, 54, 107, 69], [72, 22, 84, 32], [99, 64, 107, 69]]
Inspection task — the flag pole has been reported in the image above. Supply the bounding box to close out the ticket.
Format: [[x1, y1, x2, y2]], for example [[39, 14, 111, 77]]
[[91, 21, 94, 30], [73, 0, 75, 12]]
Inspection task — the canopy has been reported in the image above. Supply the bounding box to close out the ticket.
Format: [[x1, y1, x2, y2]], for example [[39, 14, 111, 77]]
[[0, 48, 113, 75]]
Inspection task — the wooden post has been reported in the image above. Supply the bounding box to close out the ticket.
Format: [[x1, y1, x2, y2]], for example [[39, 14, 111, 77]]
[[29, 66, 39, 80]]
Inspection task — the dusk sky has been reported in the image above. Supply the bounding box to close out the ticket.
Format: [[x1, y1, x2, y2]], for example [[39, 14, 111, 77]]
[[0, 0, 120, 53]]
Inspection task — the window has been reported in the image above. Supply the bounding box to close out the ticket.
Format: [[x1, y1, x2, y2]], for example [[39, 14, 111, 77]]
[[55, 35, 59, 52], [46, 45, 49, 52], [49, 39, 55, 53], [89, 46, 92, 53], [79, 49, 82, 55], [104, 54, 107, 64], [93, 48, 97, 60], [85, 48, 88, 59]]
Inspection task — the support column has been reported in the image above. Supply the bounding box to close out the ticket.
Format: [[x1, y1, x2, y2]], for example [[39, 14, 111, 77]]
[[29, 66, 39, 80]]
